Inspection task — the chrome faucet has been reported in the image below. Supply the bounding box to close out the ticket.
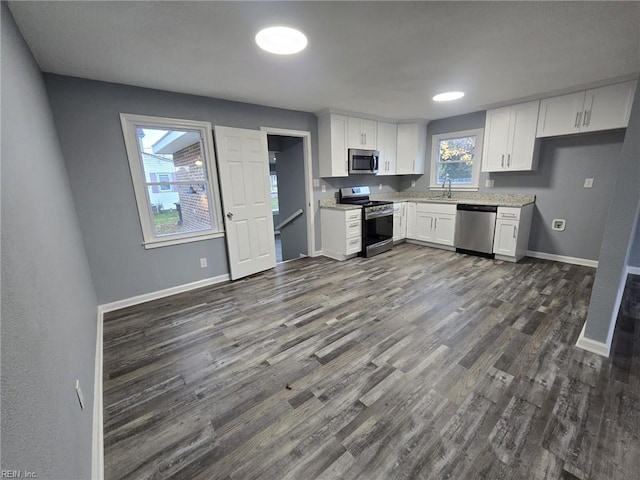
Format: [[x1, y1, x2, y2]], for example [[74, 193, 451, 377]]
[[442, 174, 452, 199]]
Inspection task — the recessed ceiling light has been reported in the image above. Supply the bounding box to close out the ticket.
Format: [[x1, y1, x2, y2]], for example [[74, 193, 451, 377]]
[[433, 91, 465, 102], [255, 26, 308, 55]]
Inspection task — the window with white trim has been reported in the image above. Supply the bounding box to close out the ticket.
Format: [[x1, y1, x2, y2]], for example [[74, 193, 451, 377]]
[[120, 114, 224, 248], [429, 128, 484, 190]]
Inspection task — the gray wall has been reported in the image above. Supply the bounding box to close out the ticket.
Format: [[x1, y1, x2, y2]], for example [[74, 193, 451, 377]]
[[584, 87, 640, 343], [274, 137, 307, 261], [402, 111, 625, 261], [44, 74, 318, 304], [1, 6, 97, 479]]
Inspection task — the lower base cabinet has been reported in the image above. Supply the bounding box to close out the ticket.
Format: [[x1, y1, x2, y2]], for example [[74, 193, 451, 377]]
[[393, 202, 407, 241], [406, 202, 457, 247], [493, 204, 533, 262], [321, 208, 362, 261]]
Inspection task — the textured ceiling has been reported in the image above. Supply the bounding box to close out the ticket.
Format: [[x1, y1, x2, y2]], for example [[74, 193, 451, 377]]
[[8, 1, 640, 121]]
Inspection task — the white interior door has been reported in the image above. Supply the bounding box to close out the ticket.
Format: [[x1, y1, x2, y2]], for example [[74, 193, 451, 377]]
[[215, 126, 275, 280]]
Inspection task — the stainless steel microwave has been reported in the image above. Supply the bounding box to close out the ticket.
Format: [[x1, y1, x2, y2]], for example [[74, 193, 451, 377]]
[[348, 149, 379, 174]]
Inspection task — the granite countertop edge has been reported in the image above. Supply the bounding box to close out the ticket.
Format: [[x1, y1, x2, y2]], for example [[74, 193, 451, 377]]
[[319, 193, 536, 209]]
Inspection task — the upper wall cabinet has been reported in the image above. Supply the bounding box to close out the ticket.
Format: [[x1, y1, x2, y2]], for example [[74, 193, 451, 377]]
[[377, 121, 397, 176], [396, 123, 427, 175], [482, 100, 540, 172], [318, 113, 348, 177], [347, 117, 377, 149], [537, 80, 637, 138]]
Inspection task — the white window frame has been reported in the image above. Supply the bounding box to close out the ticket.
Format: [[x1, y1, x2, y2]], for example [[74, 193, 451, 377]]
[[120, 113, 224, 249], [157, 173, 172, 191], [429, 128, 484, 191]]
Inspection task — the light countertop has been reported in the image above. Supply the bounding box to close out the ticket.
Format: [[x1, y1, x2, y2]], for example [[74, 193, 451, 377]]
[[319, 192, 535, 210]]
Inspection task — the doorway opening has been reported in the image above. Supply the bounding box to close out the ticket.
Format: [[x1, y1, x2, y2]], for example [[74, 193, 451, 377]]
[[267, 135, 308, 263], [262, 127, 315, 263]]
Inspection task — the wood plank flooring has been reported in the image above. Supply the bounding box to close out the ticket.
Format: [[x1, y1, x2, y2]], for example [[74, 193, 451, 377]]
[[103, 243, 640, 480]]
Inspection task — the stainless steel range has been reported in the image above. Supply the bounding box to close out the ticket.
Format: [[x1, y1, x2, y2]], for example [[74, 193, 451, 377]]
[[339, 186, 394, 258]]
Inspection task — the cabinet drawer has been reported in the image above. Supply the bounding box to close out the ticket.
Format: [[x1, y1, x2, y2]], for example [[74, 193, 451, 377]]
[[497, 207, 521, 220], [346, 236, 362, 254], [416, 202, 457, 215], [346, 220, 362, 238], [345, 209, 362, 222]]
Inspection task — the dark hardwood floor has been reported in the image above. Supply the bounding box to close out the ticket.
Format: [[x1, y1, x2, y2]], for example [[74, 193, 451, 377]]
[[103, 243, 640, 480]]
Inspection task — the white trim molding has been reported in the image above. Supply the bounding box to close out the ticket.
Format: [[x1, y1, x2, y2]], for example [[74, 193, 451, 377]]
[[92, 308, 104, 480], [576, 323, 611, 357], [526, 250, 599, 268], [628, 265, 640, 275], [99, 274, 230, 313]]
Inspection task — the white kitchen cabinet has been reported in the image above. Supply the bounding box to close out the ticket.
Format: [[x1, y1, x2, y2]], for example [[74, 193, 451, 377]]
[[406, 202, 416, 239], [492, 205, 534, 262], [377, 122, 397, 176], [396, 123, 427, 175], [407, 203, 456, 247], [347, 116, 377, 149], [493, 220, 519, 257], [482, 100, 540, 172], [318, 113, 348, 177], [321, 207, 362, 261], [537, 80, 637, 138], [392, 202, 406, 241]]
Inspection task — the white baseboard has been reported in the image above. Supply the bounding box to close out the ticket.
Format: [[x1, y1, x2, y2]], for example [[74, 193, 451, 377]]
[[627, 265, 640, 275], [313, 250, 323, 257], [99, 274, 230, 313], [576, 323, 611, 357], [526, 250, 599, 268], [92, 308, 104, 480]]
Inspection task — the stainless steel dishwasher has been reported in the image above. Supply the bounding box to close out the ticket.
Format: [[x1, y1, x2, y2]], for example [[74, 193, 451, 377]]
[[455, 204, 497, 257]]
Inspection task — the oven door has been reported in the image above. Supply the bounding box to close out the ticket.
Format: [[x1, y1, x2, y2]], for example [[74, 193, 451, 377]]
[[362, 212, 393, 257]]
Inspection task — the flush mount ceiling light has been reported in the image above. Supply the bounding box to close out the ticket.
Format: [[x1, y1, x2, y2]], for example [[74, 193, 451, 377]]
[[255, 26, 308, 55], [433, 91, 465, 102]]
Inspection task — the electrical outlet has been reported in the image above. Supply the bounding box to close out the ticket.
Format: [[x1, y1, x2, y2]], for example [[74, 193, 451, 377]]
[[200, 257, 207, 268], [75, 380, 84, 410], [552, 219, 566, 231], [485, 179, 494, 188], [321, 185, 326, 193], [584, 178, 594, 188], [411, 180, 416, 187], [379, 184, 383, 191], [313, 178, 320, 188]]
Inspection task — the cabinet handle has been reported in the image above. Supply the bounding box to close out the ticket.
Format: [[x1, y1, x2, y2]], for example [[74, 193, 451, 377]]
[[582, 111, 588, 127], [585, 110, 591, 126], [513, 226, 517, 239], [350, 223, 359, 228], [574, 112, 580, 128], [501, 154, 505, 168], [434, 218, 437, 229], [507, 154, 511, 167], [350, 239, 358, 245], [364, 133, 367, 144], [430, 218, 433, 229]]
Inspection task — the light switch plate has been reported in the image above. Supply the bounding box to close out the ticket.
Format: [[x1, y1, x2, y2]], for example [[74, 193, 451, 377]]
[[486, 179, 494, 188], [321, 185, 326, 193], [379, 184, 383, 191], [411, 180, 416, 187], [313, 178, 320, 188], [200, 257, 207, 268], [584, 178, 594, 188]]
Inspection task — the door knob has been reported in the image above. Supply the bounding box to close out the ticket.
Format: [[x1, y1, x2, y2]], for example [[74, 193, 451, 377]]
[[226, 212, 234, 219]]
